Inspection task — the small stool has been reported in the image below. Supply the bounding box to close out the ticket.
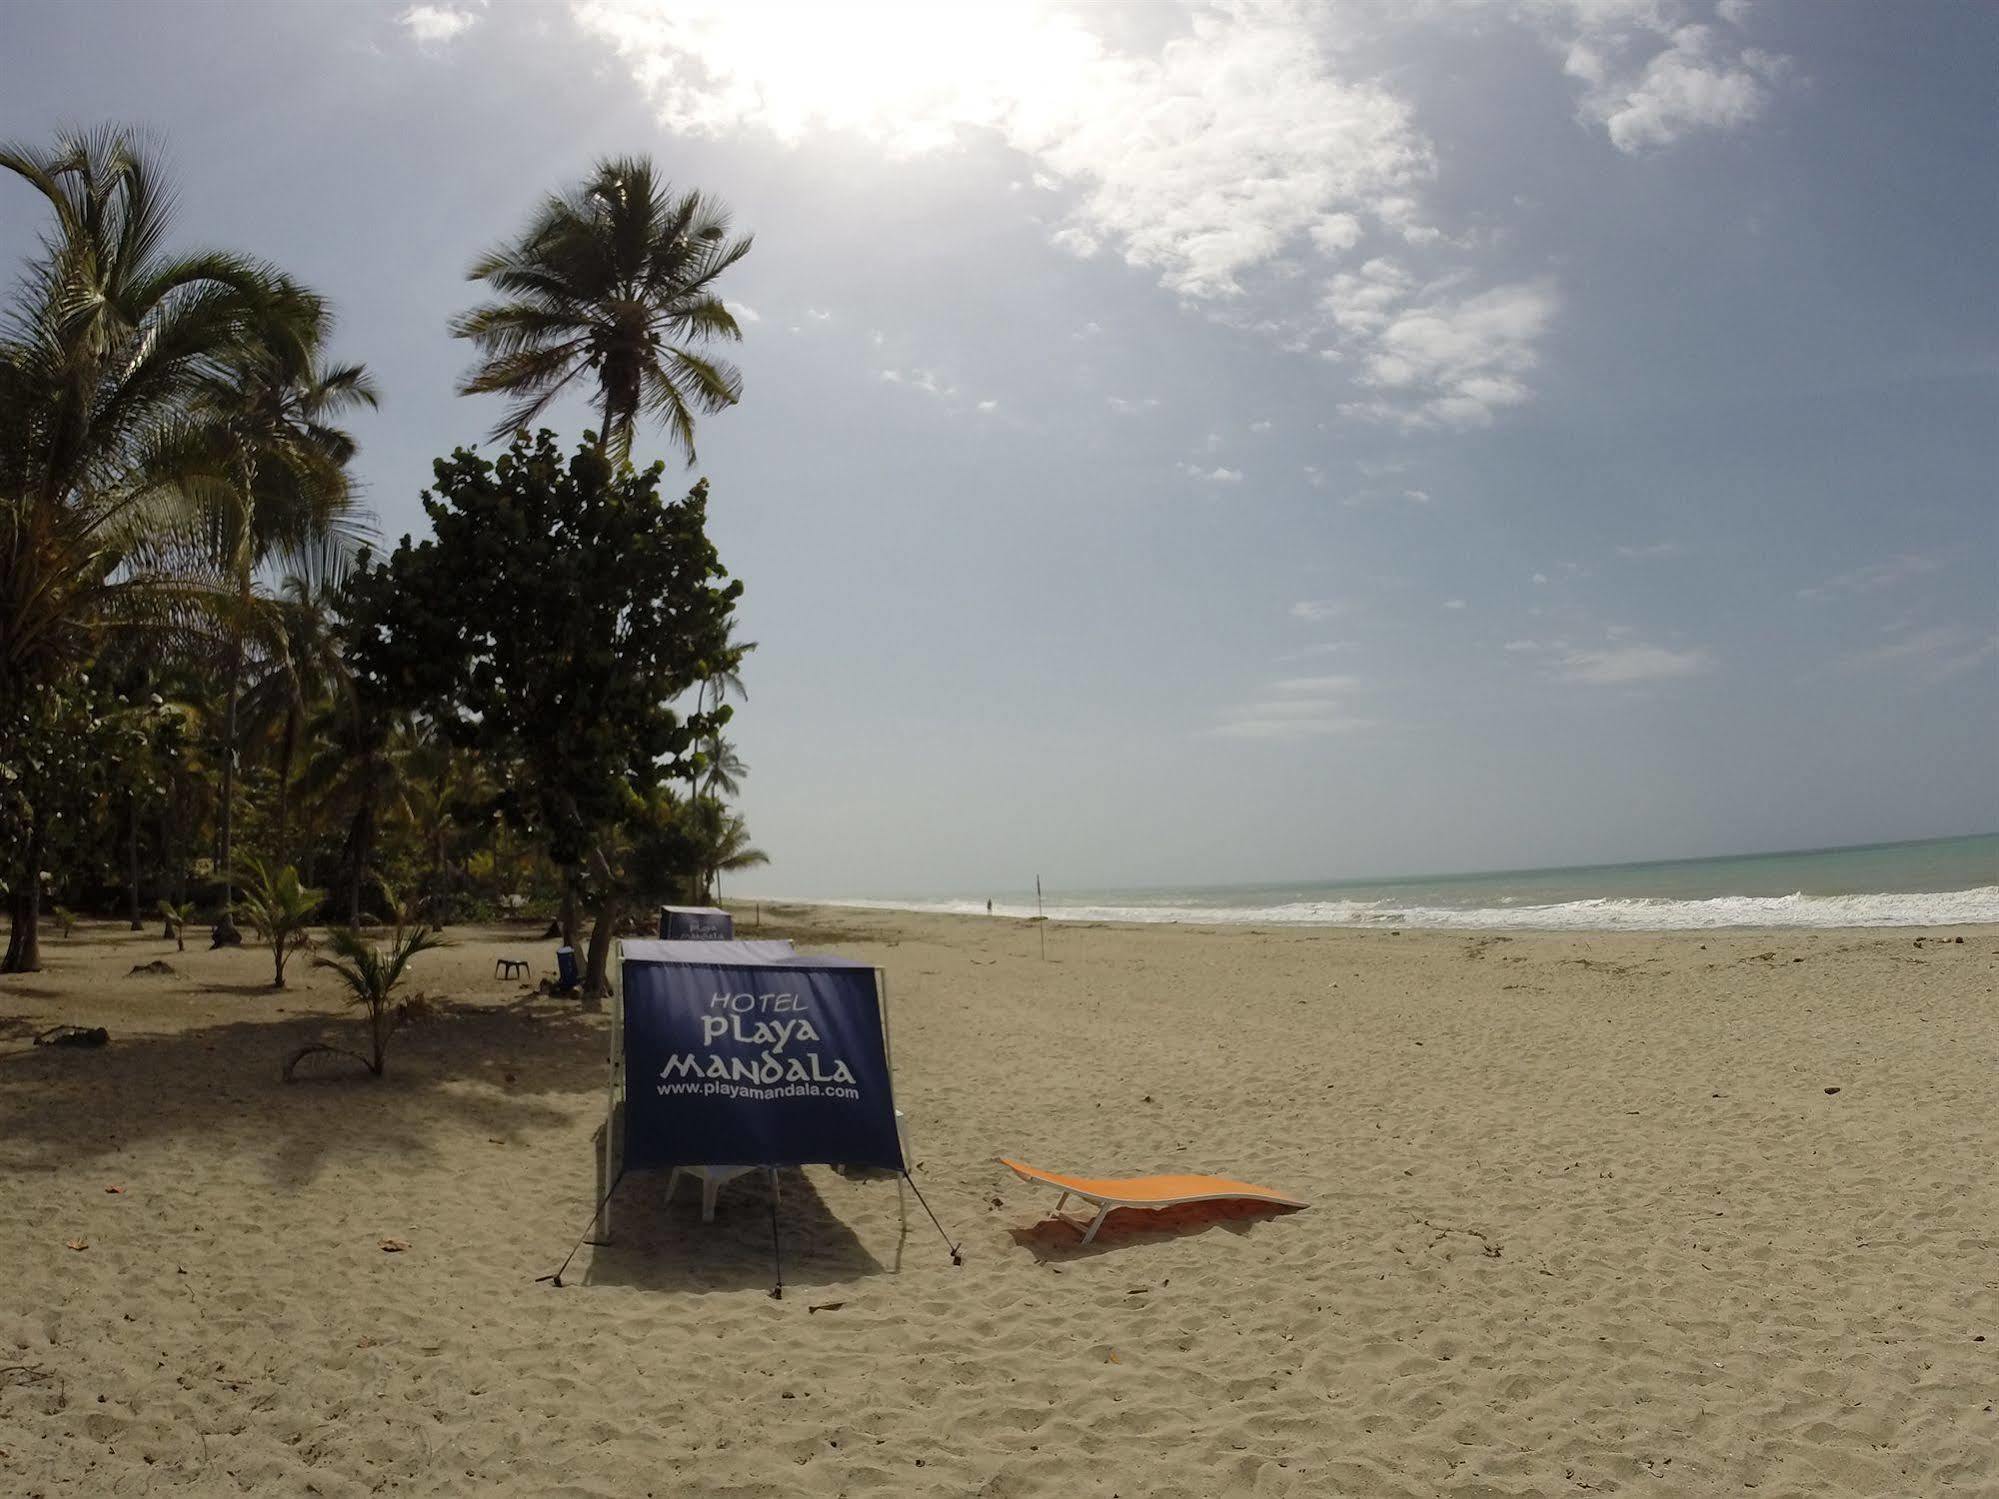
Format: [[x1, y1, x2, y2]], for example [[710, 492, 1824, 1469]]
[[495, 958, 530, 981]]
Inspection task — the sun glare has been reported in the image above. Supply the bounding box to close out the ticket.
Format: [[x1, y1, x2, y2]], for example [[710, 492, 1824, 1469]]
[[576, 0, 1103, 155]]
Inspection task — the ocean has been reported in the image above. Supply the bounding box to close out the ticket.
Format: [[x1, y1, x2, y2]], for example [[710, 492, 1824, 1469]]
[[832, 833, 1999, 932]]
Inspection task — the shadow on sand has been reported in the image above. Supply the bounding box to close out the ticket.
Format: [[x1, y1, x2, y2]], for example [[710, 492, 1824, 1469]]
[[0, 993, 605, 1188], [579, 1165, 890, 1294], [1006, 1198, 1303, 1262]]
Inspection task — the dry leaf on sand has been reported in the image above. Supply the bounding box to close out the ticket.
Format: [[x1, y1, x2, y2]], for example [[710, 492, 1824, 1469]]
[[378, 1238, 411, 1253], [66, 1238, 89, 1252]]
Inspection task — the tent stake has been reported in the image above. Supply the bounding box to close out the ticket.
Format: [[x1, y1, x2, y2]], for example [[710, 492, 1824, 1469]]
[[902, 1171, 964, 1265], [539, 1167, 624, 1287]]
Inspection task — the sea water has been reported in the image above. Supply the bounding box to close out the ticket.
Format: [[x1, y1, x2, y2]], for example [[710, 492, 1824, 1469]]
[[833, 834, 1999, 931]]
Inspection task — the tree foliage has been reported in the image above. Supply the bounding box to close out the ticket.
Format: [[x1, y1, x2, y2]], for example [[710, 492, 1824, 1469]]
[[343, 431, 745, 991], [451, 156, 750, 463]]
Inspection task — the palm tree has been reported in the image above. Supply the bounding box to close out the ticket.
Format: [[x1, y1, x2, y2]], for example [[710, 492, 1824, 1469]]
[[450, 155, 751, 463], [398, 728, 493, 927], [173, 291, 376, 943], [681, 797, 767, 903], [241, 551, 352, 859], [701, 735, 748, 800], [287, 921, 445, 1080], [297, 689, 414, 927], [0, 127, 281, 971], [707, 810, 768, 902], [703, 621, 757, 714], [234, 857, 323, 988]]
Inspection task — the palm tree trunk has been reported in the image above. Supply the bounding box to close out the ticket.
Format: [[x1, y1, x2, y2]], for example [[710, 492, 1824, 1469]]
[[2, 816, 44, 974], [125, 789, 143, 930], [213, 628, 244, 944], [275, 701, 299, 858], [347, 790, 375, 927]]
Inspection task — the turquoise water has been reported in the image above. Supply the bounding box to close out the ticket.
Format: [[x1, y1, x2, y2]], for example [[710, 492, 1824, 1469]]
[[839, 834, 1999, 931]]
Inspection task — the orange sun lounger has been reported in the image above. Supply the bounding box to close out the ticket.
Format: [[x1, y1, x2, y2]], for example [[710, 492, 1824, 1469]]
[[998, 1157, 1307, 1244]]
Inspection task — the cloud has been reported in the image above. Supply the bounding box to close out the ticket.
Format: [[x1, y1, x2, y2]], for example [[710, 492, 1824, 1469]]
[[1502, 2, 1789, 154], [1531, 572, 1549, 584], [1288, 599, 1352, 623], [724, 300, 761, 323], [1280, 640, 1360, 659], [976, 398, 999, 414], [400, 3, 480, 44], [1329, 268, 1559, 429], [1442, 598, 1467, 609], [571, 0, 1437, 303], [1249, 419, 1273, 433], [1107, 395, 1160, 414], [1212, 670, 1373, 739], [1553, 644, 1713, 685], [1403, 488, 1431, 504], [879, 367, 958, 400], [1839, 625, 1998, 684], [1798, 553, 1948, 601], [1271, 674, 1363, 694], [1591, 26, 1785, 154], [805, 307, 832, 321], [1179, 464, 1243, 484], [1211, 713, 1375, 740], [1615, 541, 1682, 559]]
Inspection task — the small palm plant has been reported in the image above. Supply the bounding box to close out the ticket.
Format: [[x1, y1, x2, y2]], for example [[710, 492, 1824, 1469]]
[[50, 905, 75, 939], [236, 858, 323, 988], [284, 921, 445, 1080], [159, 899, 196, 952]]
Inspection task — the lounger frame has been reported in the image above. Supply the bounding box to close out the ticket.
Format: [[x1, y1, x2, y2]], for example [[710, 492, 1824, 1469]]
[[1000, 1158, 1306, 1244]]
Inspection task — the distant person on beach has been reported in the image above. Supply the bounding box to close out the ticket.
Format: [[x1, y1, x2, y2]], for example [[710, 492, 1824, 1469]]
[[986, 900, 992, 914]]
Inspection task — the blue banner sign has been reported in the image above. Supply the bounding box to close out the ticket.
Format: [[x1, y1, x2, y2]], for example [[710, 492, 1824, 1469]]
[[621, 958, 903, 1171], [659, 906, 734, 939]]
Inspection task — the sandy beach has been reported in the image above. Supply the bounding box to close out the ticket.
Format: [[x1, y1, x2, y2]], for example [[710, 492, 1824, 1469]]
[[2, 908, 1994, 1496]]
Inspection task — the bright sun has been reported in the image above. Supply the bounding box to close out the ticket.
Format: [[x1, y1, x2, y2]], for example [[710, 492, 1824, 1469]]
[[576, 0, 1106, 155]]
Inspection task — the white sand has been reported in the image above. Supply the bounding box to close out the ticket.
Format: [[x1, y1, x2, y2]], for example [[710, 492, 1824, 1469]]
[[2, 909, 1994, 1496]]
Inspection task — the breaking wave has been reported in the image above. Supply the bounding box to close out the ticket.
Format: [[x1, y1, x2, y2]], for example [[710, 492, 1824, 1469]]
[[828, 887, 1999, 932]]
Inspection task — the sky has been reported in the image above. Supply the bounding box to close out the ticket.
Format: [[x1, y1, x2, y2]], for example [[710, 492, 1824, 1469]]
[[2, 0, 1993, 897]]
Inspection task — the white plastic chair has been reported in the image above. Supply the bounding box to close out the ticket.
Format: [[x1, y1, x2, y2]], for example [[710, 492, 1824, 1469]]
[[667, 1113, 912, 1222]]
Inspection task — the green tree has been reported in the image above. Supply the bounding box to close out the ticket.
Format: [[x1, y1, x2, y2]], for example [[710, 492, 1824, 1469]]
[[346, 432, 740, 994], [0, 127, 283, 969], [241, 552, 353, 860], [172, 292, 375, 944], [684, 796, 769, 902], [450, 156, 750, 463], [294, 682, 412, 927]]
